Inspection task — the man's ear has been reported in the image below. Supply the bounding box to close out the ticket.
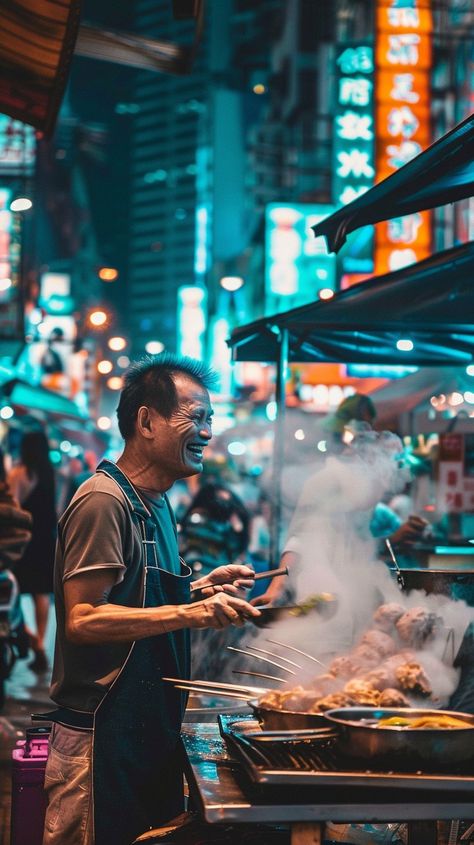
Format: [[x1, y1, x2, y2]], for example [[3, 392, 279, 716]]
[[136, 406, 154, 438]]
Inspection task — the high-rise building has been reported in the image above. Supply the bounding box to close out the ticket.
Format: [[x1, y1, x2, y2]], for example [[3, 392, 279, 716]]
[[129, 0, 278, 355]]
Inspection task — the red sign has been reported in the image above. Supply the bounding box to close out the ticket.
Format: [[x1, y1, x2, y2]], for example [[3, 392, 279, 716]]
[[375, 0, 433, 275]]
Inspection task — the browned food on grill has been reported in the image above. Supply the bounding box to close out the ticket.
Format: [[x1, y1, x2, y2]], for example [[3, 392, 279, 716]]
[[360, 629, 397, 658], [395, 607, 441, 647], [309, 673, 338, 697], [316, 692, 354, 711], [282, 688, 323, 712], [351, 644, 381, 669], [343, 678, 380, 706], [363, 665, 395, 691], [258, 686, 324, 713], [329, 655, 359, 678], [396, 661, 432, 697], [379, 688, 410, 707], [373, 602, 405, 633]]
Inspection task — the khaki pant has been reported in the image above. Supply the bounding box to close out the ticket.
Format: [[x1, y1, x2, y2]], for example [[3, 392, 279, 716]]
[[43, 723, 93, 845]]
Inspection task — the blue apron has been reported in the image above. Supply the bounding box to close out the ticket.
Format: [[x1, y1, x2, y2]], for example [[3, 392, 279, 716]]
[[92, 460, 192, 845]]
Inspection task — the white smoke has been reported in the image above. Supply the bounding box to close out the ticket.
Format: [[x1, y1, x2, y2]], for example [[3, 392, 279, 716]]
[[245, 432, 474, 706]]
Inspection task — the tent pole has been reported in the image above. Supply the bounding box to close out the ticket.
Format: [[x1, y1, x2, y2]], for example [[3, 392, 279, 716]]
[[270, 327, 288, 567]]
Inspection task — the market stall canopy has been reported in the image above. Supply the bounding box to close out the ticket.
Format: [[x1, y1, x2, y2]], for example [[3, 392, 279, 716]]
[[0, 379, 86, 421], [0, 0, 81, 135], [228, 241, 474, 367], [312, 114, 474, 253]]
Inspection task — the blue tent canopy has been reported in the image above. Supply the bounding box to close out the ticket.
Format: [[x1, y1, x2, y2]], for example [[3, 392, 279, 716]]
[[312, 114, 474, 253], [228, 242, 474, 367]]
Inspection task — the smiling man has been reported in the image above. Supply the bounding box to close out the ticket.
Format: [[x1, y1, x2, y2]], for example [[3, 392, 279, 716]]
[[43, 354, 259, 845]]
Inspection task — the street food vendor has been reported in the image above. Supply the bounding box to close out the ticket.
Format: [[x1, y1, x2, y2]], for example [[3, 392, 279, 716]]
[[42, 354, 260, 845]]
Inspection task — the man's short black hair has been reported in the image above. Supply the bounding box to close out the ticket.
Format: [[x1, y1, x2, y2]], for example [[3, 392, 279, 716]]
[[116, 353, 218, 440]]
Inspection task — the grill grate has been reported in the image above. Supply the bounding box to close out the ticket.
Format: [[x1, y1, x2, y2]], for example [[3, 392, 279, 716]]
[[219, 714, 474, 792]]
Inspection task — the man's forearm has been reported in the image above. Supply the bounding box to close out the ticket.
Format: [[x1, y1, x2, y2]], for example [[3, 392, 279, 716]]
[[67, 601, 189, 645]]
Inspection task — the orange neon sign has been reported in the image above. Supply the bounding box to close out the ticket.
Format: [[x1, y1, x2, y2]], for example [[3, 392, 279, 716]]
[[375, 0, 433, 275]]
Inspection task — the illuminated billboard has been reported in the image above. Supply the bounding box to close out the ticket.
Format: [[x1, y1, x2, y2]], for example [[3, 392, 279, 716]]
[[375, 0, 433, 274], [265, 203, 336, 314]]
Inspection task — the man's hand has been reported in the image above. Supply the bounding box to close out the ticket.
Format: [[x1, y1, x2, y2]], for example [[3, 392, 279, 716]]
[[389, 514, 429, 547], [191, 564, 255, 597], [184, 592, 261, 630]]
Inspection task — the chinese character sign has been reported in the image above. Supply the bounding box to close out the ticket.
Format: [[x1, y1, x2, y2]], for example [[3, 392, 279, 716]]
[[265, 204, 336, 314], [375, 0, 433, 275], [333, 43, 375, 274]]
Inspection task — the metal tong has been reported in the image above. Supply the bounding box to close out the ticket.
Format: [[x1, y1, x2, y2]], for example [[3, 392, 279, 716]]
[[190, 565, 288, 592], [385, 538, 405, 590]]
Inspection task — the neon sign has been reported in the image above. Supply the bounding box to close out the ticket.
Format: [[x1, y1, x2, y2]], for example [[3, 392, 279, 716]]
[[375, 0, 433, 274], [265, 203, 336, 314], [333, 43, 375, 274]]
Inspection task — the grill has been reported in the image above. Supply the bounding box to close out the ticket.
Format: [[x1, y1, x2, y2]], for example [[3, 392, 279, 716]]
[[219, 714, 474, 793]]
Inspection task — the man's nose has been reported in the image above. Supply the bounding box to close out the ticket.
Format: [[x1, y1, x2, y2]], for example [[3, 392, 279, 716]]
[[199, 422, 212, 440]]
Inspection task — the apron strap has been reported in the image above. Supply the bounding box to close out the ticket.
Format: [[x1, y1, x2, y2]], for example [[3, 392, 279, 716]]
[[96, 459, 159, 570]]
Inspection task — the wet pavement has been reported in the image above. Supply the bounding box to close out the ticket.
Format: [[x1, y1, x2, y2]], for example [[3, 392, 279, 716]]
[[0, 596, 55, 845]]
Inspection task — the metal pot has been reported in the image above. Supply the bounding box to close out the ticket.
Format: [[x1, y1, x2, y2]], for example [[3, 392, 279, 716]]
[[324, 707, 474, 768], [389, 567, 474, 606], [247, 699, 328, 730]]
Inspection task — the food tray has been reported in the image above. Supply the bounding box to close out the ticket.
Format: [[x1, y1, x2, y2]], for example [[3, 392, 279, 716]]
[[219, 714, 474, 792]]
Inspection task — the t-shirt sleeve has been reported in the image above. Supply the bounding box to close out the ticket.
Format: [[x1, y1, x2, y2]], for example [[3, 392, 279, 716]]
[[59, 491, 129, 584]]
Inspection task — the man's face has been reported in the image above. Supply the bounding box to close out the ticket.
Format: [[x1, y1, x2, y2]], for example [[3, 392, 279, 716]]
[[148, 374, 213, 480]]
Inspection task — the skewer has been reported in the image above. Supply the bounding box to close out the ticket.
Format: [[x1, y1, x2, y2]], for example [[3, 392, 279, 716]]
[[265, 639, 329, 670], [233, 670, 286, 684], [191, 565, 288, 592], [226, 645, 296, 675], [245, 644, 302, 670], [173, 684, 257, 701], [162, 676, 269, 695]]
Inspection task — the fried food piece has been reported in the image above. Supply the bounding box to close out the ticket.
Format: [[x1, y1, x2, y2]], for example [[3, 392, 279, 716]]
[[395, 661, 432, 697], [343, 678, 381, 706], [329, 655, 358, 678], [378, 714, 471, 729], [360, 629, 397, 658], [373, 602, 405, 633], [309, 673, 338, 697], [351, 644, 381, 669], [379, 688, 410, 707], [363, 666, 394, 691], [395, 607, 441, 648], [282, 689, 323, 713], [316, 692, 354, 711], [258, 690, 287, 710]]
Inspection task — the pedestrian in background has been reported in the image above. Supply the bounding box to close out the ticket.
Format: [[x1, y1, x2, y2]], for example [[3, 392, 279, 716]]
[[8, 430, 56, 672]]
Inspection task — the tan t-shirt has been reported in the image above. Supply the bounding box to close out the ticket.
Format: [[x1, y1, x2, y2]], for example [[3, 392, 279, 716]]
[[50, 473, 180, 712]]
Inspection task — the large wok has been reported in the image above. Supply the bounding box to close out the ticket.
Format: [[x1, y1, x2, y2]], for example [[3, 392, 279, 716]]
[[324, 707, 474, 768], [389, 566, 474, 607]]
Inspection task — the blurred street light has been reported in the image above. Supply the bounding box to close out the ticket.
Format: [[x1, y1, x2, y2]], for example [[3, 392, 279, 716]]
[[220, 276, 244, 292], [318, 288, 334, 300], [145, 340, 165, 354], [0, 278, 12, 292], [97, 416, 112, 430], [98, 267, 119, 282], [107, 376, 123, 390], [0, 406, 14, 420], [97, 359, 113, 374], [10, 195, 33, 212], [108, 336, 127, 351], [117, 355, 130, 368], [89, 309, 108, 327]]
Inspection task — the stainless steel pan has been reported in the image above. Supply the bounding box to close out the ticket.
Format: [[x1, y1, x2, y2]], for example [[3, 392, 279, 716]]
[[324, 707, 474, 768], [247, 698, 328, 730], [162, 678, 328, 730]]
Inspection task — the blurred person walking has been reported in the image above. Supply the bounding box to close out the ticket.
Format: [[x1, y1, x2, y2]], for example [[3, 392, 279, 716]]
[[8, 430, 57, 672]]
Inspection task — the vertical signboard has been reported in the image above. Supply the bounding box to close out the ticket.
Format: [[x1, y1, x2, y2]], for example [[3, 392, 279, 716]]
[[0, 188, 23, 346], [375, 0, 433, 275], [265, 203, 336, 315], [333, 42, 375, 277]]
